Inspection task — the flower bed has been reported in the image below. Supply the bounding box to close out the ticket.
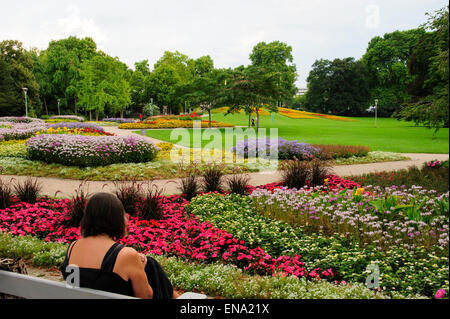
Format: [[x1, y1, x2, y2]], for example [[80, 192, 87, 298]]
[[0, 176, 447, 298], [250, 186, 449, 252], [347, 163, 449, 194], [38, 126, 113, 137], [0, 140, 27, 158], [26, 134, 159, 167], [2, 232, 416, 299], [230, 138, 370, 161], [0, 117, 45, 124], [118, 119, 235, 129], [187, 188, 449, 297], [278, 107, 354, 122], [231, 138, 320, 160], [46, 122, 105, 132], [0, 120, 47, 142], [0, 195, 332, 281], [49, 115, 84, 122], [102, 118, 138, 123]]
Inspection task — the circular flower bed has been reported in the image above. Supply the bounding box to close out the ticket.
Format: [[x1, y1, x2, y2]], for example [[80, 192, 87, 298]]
[[0, 119, 47, 142], [26, 134, 159, 167], [232, 138, 320, 160], [46, 122, 105, 131], [49, 115, 85, 122], [37, 126, 114, 137]]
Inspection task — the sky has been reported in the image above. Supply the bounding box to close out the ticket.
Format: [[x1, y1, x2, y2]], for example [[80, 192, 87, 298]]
[[0, 0, 447, 88]]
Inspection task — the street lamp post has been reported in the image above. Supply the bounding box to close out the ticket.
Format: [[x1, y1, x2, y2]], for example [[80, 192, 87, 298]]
[[374, 99, 378, 128], [22, 88, 28, 117]]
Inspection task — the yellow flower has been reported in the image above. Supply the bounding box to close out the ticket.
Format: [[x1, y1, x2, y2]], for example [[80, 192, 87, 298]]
[[324, 178, 329, 185], [355, 188, 365, 196]]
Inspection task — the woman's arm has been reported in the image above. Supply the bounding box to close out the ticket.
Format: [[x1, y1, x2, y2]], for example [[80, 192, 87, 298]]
[[118, 248, 153, 299]]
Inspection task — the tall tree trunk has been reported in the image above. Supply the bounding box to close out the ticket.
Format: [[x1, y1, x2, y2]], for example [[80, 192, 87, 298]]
[[95, 110, 99, 122], [120, 110, 124, 119], [89, 111, 92, 121], [74, 97, 77, 115], [44, 98, 48, 116]]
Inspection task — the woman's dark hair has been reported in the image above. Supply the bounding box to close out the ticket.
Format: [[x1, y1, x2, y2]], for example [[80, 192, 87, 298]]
[[80, 192, 126, 239]]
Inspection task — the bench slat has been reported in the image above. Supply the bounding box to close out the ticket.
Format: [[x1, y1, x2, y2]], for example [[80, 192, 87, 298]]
[[0, 270, 137, 299]]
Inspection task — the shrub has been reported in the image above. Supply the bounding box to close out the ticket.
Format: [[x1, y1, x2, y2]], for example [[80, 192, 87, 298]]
[[314, 144, 370, 160], [0, 178, 14, 209], [26, 134, 159, 167], [226, 173, 250, 195], [64, 182, 91, 227], [310, 158, 331, 187], [139, 185, 163, 221], [13, 177, 42, 204], [280, 159, 311, 189], [178, 175, 200, 201], [202, 164, 225, 193], [112, 179, 142, 216]]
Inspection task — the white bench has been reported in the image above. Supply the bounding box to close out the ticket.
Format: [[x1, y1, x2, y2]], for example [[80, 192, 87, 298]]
[[0, 270, 206, 299]]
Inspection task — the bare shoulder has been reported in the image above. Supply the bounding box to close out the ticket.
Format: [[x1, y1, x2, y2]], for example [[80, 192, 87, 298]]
[[118, 247, 141, 261]]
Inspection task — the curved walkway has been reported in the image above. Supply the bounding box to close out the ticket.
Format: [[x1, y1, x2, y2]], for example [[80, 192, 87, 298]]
[[1, 152, 448, 198]]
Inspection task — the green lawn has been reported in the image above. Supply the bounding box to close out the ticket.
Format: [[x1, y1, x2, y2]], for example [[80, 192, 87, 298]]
[[141, 113, 449, 153]]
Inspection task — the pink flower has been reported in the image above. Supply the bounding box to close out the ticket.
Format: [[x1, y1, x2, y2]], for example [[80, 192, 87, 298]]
[[435, 289, 446, 299]]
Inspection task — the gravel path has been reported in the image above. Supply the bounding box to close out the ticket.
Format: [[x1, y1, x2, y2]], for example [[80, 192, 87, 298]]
[[1, 153, 447, 198]]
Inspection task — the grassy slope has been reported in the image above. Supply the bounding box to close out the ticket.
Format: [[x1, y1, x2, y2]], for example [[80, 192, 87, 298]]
[[144, 112, 449, 153]]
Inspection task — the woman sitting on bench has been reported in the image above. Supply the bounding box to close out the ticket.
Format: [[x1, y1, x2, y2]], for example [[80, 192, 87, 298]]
[[60, 192, 179, 299]]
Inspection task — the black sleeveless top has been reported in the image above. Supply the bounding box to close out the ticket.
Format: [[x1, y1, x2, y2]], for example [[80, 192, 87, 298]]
[[60, 241, 135, 297]]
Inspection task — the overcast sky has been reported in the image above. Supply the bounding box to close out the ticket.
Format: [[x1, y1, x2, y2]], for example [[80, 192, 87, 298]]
[[1, 0, 447, 87]]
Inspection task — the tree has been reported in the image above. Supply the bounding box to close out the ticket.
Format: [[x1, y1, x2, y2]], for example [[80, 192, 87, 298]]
[[224, 65, 281, 128], [41, 36, 98, 115], [150, 51, 196, 113], [130, 59, 151, 114], [77, 54, 131, 120], [0, 40, 40, 116], [305, 58, 371, 115], [395, 6, 449, 132], [249, 41, 298, 106], [362, 28, 426, 116], [181, 68, 231, 127]]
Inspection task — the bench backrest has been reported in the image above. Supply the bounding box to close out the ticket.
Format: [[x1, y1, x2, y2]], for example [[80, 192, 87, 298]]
[[0, 270, 208, 299], [0, 269, 137, 299]]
